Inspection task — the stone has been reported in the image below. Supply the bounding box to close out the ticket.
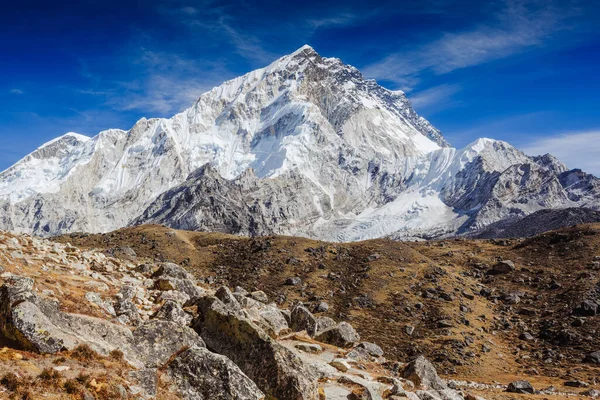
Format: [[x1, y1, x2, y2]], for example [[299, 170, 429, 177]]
[[582, 389, 600, 398], [316, 316, 336, 333], [167, 346, 265, 400], [489, 260, 515, 275], [0, 276, 138, 360], [314, 322, 360, 348], [157, 290, 190, 305], [564, 380, 589, 387], [154, 277, 204, 300], [152, 300, 192, 326], [584, 350, 600, 364], [405, 325, 415, 335], [133, 320, 205, 368], [290, 304, 318, 336], [284, 277, 302, 286], [114, 286, 142, 326], [295, 343, 322, 353], [191, 295, 318, 399], [313, 301, 329, 313], [249, 291, 269, 303], [129, 368, 158, 397], [356, 342, 384, 357], [574, 300, 598, 316], [85, 292, 116, 317], [402, 356, 447, 391], [329, 358, 351, 372], [258, 305, 290, 337], [519, 332, 535, 341], [506, 380, 534, 394], [152, 262, 195, 281], [215, 286, 242, 310]]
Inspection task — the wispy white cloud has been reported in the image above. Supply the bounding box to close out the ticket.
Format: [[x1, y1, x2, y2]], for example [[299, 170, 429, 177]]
[[78, 46, 232, 115], [522, 130, 600, 176], [363, 0, 578, 89], [9, 89, 24, 95], [409, 83, 462, 113]]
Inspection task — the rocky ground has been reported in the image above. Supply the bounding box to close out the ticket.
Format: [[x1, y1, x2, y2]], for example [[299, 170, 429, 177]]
[[46, 223, 600, 399], [0, 229, 496, 400]]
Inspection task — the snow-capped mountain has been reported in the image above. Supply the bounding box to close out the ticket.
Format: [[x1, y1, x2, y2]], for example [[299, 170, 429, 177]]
[[1, 45, 599, 241]]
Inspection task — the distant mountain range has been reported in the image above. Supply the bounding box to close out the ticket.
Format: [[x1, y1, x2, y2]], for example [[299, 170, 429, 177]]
[[1, 45, 599, 241]]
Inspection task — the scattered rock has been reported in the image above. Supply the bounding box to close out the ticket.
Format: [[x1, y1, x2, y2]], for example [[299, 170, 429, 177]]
[[285, 277, 302, 286], [315, 322, 360, 348], [402, 356, 447, 391], [506, 380, 534, 394], [489, 260, 515, 275]]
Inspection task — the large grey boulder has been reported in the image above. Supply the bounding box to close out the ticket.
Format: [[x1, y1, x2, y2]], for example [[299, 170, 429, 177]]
[[314, 322, 360, 348], [191, 295, 319, 399], [402, 356, 447, 391], [290, 303, 317, 336], [259, 305, 291, 337], [133, 320, 205, 368], [167, 346, 265, 400]]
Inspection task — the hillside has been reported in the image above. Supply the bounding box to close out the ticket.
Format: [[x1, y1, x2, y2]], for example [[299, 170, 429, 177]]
[[54, 223, 600, 398]]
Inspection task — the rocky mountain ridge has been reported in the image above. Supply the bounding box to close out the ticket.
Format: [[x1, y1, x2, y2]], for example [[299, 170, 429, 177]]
[[1, 45, 599, 241]]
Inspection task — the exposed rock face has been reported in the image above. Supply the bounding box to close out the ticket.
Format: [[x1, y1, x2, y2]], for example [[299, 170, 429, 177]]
[[0, 276, 136, 357], [167, 346, 265, 400], [191, 295, 319, 400], [2, 47, 599, 242]]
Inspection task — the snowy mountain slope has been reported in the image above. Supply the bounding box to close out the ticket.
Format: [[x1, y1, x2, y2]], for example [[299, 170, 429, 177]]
[[1, 45, 599, 240]]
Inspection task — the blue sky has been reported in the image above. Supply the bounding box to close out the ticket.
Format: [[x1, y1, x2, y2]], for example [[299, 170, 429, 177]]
[[1, 0, 600, 173]]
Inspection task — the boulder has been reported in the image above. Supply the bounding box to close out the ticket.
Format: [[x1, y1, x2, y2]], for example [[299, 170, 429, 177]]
[[133, 320, 205, 368], [154, 277, 204, 300], [191, 295, 318, 399], [574, 300, 598, 316], [290, 304, 318, 336], [402, 356, 447, 391], [316, 316, 336, 333], [258, 305, 291, 337], [167, 346, 264, 400], [506, 380, 534, 394], [250, 291, 269, 303], [489, 260, 515, 275], [114, 286, 142, 326], [152, 262, 195, 281], [284, 277, 302, 286], [584, 350, 600, 364], [152, 300, 192, 326], [314, 322, 360, 348], [215, 286, 242, 310], [356, 342, 384, 357]]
